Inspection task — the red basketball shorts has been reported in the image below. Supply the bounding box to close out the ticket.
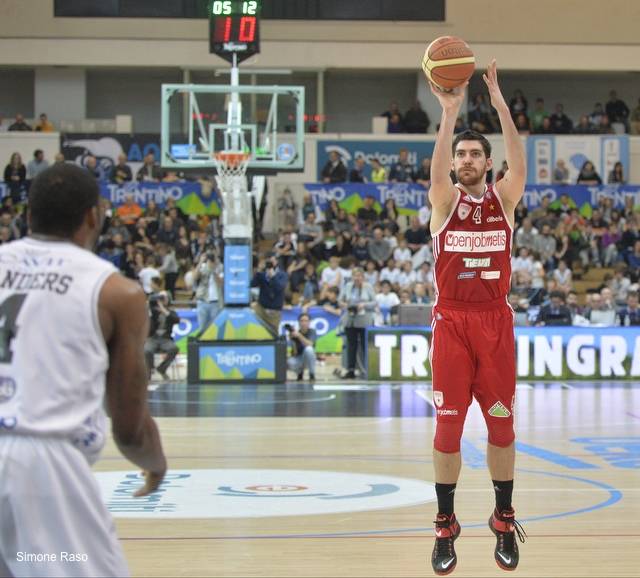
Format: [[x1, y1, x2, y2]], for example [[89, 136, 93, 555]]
[[430, 303, 516, 452]]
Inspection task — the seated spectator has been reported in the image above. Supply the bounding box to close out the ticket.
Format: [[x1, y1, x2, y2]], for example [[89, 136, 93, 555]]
[[383, 227, 398, 250], [319, 255, 342, 298], [329, 232, 352, 259], [468, 93, 495, 133], [495, 160, 508, 182], [534, 116, 554, 134], [605, 90, 630, 132], [8, 113, 32, 132], [333, 207, 351, 235], [397, 261, 417, 290], [26, 149, 49, 180], [512, 247, 534, 277], [566, 290, 583, 321], [3, 153, 27, 204], [398, 289, 412, 306], [299, 262, 319, 305], [404, 216, 429, 253], [530, 98, 548, 133], [312, 284, 338, 315], [110, 154, 133, 184], [412, 282, 431, 304], [349, 157, 367, 183], [162, 170, 183, 183], [286, 313, 317, 381], [515, 113, 530, 134], [404, 101, 430, 133], [552, 159, 570, 185], [631, 97, 640, 135], [608, 161, 626, 184], [298, 212, 324, 261], [584, 291, 617, 326], [601, 223, 622, 266], [618, 291, 640, 326], [357, 195, 379, 231], [514, 200, 528, 227], [380, 258, 400, 287], [368, 226, 392, 269], [589, 103, 605, 127], [552, 259, 573, 292], [321, 151, 348, 183], [382, 101, 403, 124], [136, 153, 163, 182], [84, 155, 102, 180], [364, 260, 379, 288], [300, 192, 317, 223], [549, 103, 573, 133], [287, 241, 310, 294], [157, 243, 179, 298], [415, 156, 432, 187], [98, 238, 124, 269], [415, 261, 434, 290], [352, 235, 370, 262], [515, 217, 538, 250], [509, 89, 528, 119], [389, 148, 415, 182], [157, 216, 178, 245], [534, 223, 558, 270], [610, 264, 631, 305], [387, 113, 405, 133], [624, 239, 640, 274], [597, 114, 615, 134], [535, 290, 573, 326], [530, 251, 546, 290], [576, 161, 602, 185], [379, 198, 401, 234], [34, 113, 55, 132], [530, 196, 556, 229], [375, 280, 400, 325], [573, 115, 594, 134], [116, 194, 143, 228], [393, 238, 412, 263], [274, 230, 296, 270], [370, 158, 387, 183]]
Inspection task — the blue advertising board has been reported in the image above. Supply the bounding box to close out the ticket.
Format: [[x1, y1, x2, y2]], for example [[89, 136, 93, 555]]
[[317, 140, 435, 181], [223, 243, 252, 305]]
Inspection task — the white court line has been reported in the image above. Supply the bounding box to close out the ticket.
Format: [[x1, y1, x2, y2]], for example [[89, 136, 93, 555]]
[[415, 389, 436, 408], [314, 385, 372, 391]]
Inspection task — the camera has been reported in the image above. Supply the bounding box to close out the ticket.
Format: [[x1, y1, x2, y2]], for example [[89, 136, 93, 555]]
[[265, 261, 274, 270], [206, 251, 216, 262], [348, 305, 359, 315], [283, 323, 294, 332]]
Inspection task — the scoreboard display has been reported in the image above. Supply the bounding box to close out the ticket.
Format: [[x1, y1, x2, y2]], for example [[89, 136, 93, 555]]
[[209, 0, 261, 63]]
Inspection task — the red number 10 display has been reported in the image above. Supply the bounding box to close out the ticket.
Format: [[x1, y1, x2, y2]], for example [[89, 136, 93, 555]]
[[213, 16, 257, 43]]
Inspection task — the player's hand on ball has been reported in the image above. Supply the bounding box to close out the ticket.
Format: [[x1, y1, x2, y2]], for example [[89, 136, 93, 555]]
[[482, 59, 508, 112], [429, 80, 467, 112], [134, 469, 166, 497]]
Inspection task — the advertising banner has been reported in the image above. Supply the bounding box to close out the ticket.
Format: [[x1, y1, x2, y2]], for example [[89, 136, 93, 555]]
[[526, 135, 629, 185], [223, 243, 252, 305], [304, 183, 427, 217], [367, 326, 640, 381]]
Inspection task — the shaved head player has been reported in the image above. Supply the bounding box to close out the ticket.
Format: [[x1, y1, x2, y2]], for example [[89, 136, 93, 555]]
[[427, 61, 526, 574], [0, 164, 167, 577]]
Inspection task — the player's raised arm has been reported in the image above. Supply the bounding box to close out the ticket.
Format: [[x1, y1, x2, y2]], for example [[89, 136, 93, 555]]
[[427, 81, 467, 212], [484, 60, 526, 208], [100, 274, 167, 496]]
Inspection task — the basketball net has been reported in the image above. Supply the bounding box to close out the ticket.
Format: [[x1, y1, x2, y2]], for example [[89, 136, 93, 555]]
[[213, 151, 252, 237]]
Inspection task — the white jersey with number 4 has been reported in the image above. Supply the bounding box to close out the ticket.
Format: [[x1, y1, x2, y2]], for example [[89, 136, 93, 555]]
[[0, 238, 117, 464]]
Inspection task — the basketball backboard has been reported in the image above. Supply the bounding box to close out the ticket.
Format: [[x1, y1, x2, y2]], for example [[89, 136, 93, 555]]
[[160, 83, 305, 172]]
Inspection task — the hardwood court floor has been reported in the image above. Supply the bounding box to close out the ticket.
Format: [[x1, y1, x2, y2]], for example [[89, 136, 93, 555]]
[[96, 382, 640, 577]]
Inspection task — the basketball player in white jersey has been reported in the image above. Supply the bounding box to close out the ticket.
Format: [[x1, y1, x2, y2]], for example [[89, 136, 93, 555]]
[[0, 164, 167, 577]]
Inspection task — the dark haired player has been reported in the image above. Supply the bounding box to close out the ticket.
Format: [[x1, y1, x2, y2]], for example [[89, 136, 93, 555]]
[[427, 61, 526, 574], [0, 164, 166, 577]]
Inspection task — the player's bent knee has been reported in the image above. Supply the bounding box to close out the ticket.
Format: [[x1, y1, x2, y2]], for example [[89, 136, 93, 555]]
[[433, 419, 465, 453], [487, 420, 515, 448]]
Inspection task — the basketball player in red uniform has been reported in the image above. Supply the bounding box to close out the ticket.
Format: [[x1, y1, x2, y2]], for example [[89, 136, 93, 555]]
[[427, 61, 526, 574]]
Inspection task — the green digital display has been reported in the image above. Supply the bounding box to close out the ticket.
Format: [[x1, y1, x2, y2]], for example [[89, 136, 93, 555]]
[[209, 1, 260, 17]]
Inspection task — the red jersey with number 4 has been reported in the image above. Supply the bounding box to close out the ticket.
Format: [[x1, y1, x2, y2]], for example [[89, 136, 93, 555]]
[[432, 183, 513, 308]]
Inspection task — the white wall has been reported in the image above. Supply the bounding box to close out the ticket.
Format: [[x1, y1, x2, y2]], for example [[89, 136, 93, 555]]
[[34, 67, 86, 123], [0, 69, 34, 119]]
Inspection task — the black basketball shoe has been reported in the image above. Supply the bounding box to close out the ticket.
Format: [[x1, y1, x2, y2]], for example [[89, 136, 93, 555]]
[[488, 508, 526, 571], [431, 513, 461, 575]]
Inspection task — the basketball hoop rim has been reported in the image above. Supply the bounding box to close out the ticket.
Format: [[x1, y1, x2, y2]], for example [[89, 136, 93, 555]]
[[214, 152, 251, 169]]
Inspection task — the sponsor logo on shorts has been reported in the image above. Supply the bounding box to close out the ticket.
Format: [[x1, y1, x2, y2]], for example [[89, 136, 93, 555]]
[[463, 257, 491, 268], [458, 271, 476, 280], [486, 216, 504, 223], [488, 401, 511, 418], [481, 270, 501, 280], [444, 230, 507, 253], [457, 203, 472, 220], [433, 390, 444, 407], [437, 408, 459, 416], [0, 377, 16, 403]]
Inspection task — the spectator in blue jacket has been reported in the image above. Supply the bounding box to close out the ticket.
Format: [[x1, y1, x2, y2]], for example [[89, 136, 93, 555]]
[[251, 253, 289, 333]]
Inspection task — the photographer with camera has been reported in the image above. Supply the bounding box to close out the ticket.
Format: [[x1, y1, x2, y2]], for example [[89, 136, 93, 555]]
[[339, 267, 376, 379], [144, 279, 180, 380], [285, 313, 317, 382], [251, 253, 289, 333], [192, 249, 223, 332]]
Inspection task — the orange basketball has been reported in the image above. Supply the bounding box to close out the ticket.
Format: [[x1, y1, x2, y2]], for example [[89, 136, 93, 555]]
[[422, 36, 475, 91]]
